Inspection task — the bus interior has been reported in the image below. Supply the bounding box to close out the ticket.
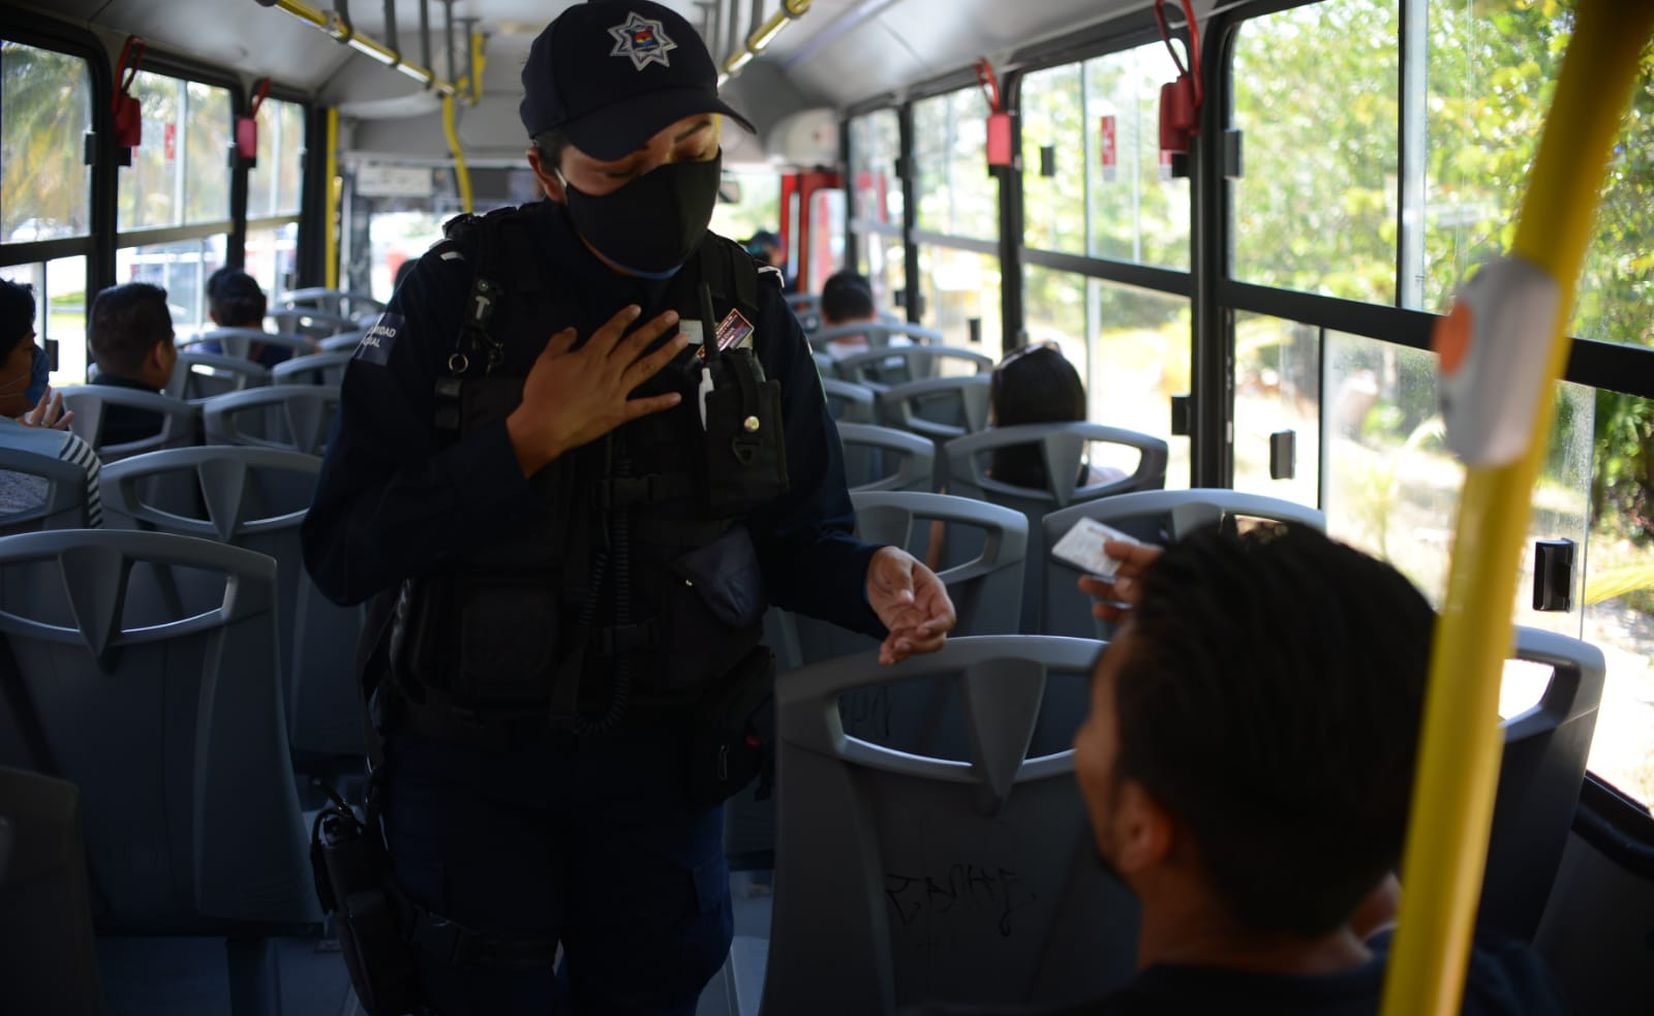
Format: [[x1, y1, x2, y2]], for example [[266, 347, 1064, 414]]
[[0, 0, 1651, 1013]]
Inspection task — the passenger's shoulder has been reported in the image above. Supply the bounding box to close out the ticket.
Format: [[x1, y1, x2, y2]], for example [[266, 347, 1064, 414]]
[[1461, 939, 1570, 1016]]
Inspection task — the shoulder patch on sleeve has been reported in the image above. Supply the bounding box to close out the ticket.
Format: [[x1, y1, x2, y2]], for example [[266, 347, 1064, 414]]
[[440, 250, 465, 261], [354, 312, 405, 366]]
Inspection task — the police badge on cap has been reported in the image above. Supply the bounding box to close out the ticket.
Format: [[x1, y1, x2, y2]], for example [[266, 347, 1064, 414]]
[[519, 1, 755, 162]]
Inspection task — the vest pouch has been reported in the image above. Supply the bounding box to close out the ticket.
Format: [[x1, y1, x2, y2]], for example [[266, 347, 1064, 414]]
[[658, 525, 767, 693], [454, 575, 560, 705], [703, 349, 789, 516]]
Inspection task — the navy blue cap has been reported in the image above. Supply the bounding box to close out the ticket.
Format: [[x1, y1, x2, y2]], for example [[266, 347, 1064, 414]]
[[520, 1, 755, 162]]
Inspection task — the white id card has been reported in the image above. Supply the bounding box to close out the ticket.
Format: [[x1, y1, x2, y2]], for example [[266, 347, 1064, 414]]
[[1050, 517, 1140, 579]]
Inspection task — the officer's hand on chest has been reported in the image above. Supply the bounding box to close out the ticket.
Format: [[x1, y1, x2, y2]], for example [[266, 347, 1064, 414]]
[[504, 304, 687, 476]]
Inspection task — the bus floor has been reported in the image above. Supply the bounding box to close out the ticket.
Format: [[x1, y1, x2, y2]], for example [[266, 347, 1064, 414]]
[[93, 870, 776, 1016]]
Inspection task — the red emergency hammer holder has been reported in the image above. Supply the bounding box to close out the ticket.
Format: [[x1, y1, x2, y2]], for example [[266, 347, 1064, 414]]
[[1154, 0, 1203, 156]]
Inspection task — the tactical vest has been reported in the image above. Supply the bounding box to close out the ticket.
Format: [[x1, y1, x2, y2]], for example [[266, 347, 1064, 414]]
[[389, 205, 788, 735]]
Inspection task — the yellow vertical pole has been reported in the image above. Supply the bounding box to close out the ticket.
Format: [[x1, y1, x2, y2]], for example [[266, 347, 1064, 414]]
[[1379, 4, 1654, 1015], [441, 94, 474, 214], [324, 106, 340, 290]]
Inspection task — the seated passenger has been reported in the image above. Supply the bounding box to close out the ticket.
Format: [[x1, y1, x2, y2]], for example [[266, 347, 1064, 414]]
[[196, 267, 297, 368], [88, 282, 177, 447], [918, 527, 1565, 1016], [0, 279, 102, 525], [989, 343, 1123, 489], [820, 270, 882, 360]]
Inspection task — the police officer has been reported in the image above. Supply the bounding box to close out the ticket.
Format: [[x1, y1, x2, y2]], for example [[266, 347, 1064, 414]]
[[301, 2, 956, 1013]]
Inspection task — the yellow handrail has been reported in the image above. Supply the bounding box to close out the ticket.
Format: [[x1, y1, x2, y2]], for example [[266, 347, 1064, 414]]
[[264, 0, 458, 96], [324, 107, 340, 290], [1379, 4, 1654, 1015], [441, 94, 473, 215]]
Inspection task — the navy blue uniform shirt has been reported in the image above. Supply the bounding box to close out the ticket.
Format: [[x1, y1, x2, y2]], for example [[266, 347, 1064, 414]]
[[302, 201, 885, 640]]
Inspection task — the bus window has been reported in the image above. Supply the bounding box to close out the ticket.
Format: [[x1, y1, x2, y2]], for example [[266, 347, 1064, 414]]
[[1, 41, 93, 244], [1583, 391, 1654, 810], [1024, 266, 1191, 489], [1232, 313, 1321, 508], [1423, 3, 1654, 352], [1321, 332, 1593, 635], [709, 167, 780, 253], [1232, 0, 1399, 305], [1, 40, 94, 387], [912, 88, 1002, 356], [247, 99, 306, 302], [116, 72, 235, 339], [849, 109, 906, 315], [1085, 42, 1190, 267]]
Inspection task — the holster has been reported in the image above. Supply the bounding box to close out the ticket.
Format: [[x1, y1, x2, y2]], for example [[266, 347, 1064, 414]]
[[686, 644, 778, 808], [309, 797, 423, 1015]]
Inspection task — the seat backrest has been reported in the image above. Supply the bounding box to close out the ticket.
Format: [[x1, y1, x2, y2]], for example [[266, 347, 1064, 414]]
[[1040, 489, 1326, 639], [0, 530, 317, 932], [166, 351, 272, 402], [280, 287, 384, 319], [180, 327, 314, 360], [1480, 627, 1607, 941], [202, 384, 341, 456], [60, 385, 201, 462], [876, 375, 992, 491], [837, 423, 934, 493], [948, 423, 1170, 632], [0, 446, 88, 535], [266, 307, 358, 338], [809, 321, 945, 353], [100, 447, 364, 760], [319, 330, 365, 353], [832, 344, 992, 391], [764, 636, 1138, 1015], [822, 378, 876, 424], [786, 293, 822, 334], [0, 767, 106, 1014], [272, 350, 354, 387]]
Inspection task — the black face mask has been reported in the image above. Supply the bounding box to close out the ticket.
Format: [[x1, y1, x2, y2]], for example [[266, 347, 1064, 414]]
[[563, 151, 723, 275]]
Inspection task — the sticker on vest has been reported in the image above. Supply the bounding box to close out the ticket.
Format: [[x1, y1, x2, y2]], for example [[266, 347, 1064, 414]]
[[355, 313, 404, 365], [715, 309, 754, 352], [680, 320, 705, 346]]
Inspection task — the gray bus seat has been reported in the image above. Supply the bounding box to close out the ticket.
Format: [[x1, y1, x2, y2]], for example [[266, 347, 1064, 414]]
[[876, 375, 992, 490], [272, 350, 354, 387], [0, 446, 91, 535], [279, 287, 384, 319], [948, 423, 1169, 633], [761, 636, 1137, 1015], [0, 767, 106, 1015], [837, 423, 934, 493], [266, 307, 358, 338], [1040, 489, 1325, 639], [1481, 627, 1607, 941], [0, 529, 317, 981], [809, 321, 944, 353], [203, 384, 340, 456], [823, 378, 876, 424], [100, 447, 365, 762], [786, 293, 822, 334], [832, 344, 992, 392], [180, 328, 315, 360], [318, 329, 365, 353], [60, 385, 201, 462], [166, 351, 272, 402]]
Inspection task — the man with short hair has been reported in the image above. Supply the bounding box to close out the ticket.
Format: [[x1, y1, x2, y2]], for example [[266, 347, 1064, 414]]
[[199, 267, 295, 368], [920, 526, 1565, 1015], [820, 269, 876, 329], [87, 282, 177, 446]]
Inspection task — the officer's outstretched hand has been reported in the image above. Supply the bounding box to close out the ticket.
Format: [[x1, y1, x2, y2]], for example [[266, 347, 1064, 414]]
[[866, 546, 957, 666], [506, 304, 688, 476]]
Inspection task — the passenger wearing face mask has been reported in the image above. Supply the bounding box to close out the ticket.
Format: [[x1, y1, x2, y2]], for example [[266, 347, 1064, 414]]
[[0, 279, 102, 527], [300, 4, 956, 1013]]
